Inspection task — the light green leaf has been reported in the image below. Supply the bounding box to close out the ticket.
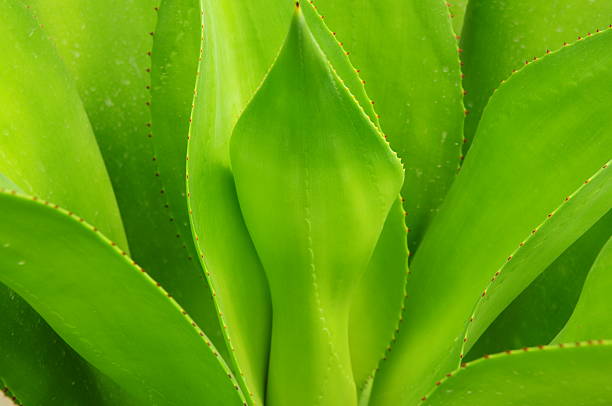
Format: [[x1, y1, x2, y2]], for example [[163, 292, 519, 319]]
[[313, 0, 464, 251], [188, 1, 290, 402], [423, 341, 612, 405], [370, 30, 612, 406], [554, 232, 612, 343], [230, 7, 403, 406], [467, 211, 612, 359], [148, 0, 224, 357], [460, 164, 611, 358], [0, 0, 126, 248], [0, 190, 244, 406], [188, 1, 377, 401], [20, 0, 213, 331], [0, 282, 138, 406], [461, 0, 612, 148], [350, 198, 409, 389]]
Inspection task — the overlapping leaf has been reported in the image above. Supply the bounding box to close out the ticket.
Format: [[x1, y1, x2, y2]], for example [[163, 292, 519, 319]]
[[370, 30, 612, 406], [461, 0, 612, 148], [230, 8, 403, 405], [0, 190, 243, 405], [313, 0, 464, 251], [424, 342, 612, 405]]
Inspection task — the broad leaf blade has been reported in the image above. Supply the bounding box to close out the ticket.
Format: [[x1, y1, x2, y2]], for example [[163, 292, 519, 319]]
[[0, 0, 125, 248], [370, 30, 612, 406], [467, 211, 612, 359], [313, 0, 465, 251], [20, 0, 212, 332], [0, 190, 244, 405], [423, 342, 612, 405], [554, 233, 612, 342], [460, 164, 611, 357], [230, 8, 403, 405], [461, 0, 612, 148]]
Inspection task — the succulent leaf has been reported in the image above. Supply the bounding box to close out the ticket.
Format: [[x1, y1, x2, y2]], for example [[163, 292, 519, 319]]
[[0, 190, 243, 405], [370, 30, 612, 406], [423, 341, 612, 405], [18, 0, 214, 332], [350, 198, 409, 389], [230, 8, 403, 405], [148, 0, 225, 358], [468, 211, 612, 359], [0, 0, 126, 248], [312, 0, 465, 252], [461, 0, 612, 148]]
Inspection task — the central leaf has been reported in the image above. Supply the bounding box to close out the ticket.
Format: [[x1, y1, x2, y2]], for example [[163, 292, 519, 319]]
[[230, 6, 403, 406]]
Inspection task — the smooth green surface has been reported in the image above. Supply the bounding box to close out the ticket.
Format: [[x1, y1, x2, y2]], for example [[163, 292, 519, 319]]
[[314, 0, 464, 252], [149, 0, 224, 356], [0, 283, 136, 406], [0, 0, 126, 248], [468, 211, 612, 360], [20, 0, 215, 331], [0, 190, 243, 405], [461, 0, 612, 148], [461, 164, 611, 358], [350, 198, 409, 389], [231, 9, 403, 406], [0, 175, 110, 405], [554, 235, 612, 343], [370, 31, 612, 406], [424, 342, 612, 405], [188, 1, 290, 402], [188, 1, 383, 401]]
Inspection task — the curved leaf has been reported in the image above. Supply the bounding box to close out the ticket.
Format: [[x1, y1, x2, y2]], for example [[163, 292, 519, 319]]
[[423, 341, 612, 405], [461, 0, 612, 148], [230, 7, 403, 405], [554, 233, 612, 342], [350, 198, 408, 389], [0, 0, 125, 247], [188, 1, 380, 402], [148, 0, 224, 355], [370, 30, 612, 406], [20, 0, 212, 331], [0, 189, 243, 405], [313, 0, 464, 251], [467, 211, 612, 359]]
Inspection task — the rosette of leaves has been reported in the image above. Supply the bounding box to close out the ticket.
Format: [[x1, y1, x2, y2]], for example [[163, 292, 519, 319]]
[[0, 0, 611, 405]]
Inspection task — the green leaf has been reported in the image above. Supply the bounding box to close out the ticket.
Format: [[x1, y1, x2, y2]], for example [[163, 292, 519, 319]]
[[467, 211, 612, 360], [313, 0, 464, 251], [0, 282, 139, 406], [230, 7, 403, 406], [0, 0, 126, 248], [554, 232, 612, 343], [460, 164, 611, 357], [350, 198, 409, 389], [461, 0, 612, 148], [0, 190, 244, 405], [147, 0, 225, 357], [188, 2, 381, 401], [22, 0, 217, 337], [370, 30, 612, 406], [423, 341, 612, 405], [187, 1, 291, 402]]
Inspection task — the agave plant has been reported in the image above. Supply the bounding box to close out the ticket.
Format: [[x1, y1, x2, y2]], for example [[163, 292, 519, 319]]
[[1, 0, 611, 405]]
